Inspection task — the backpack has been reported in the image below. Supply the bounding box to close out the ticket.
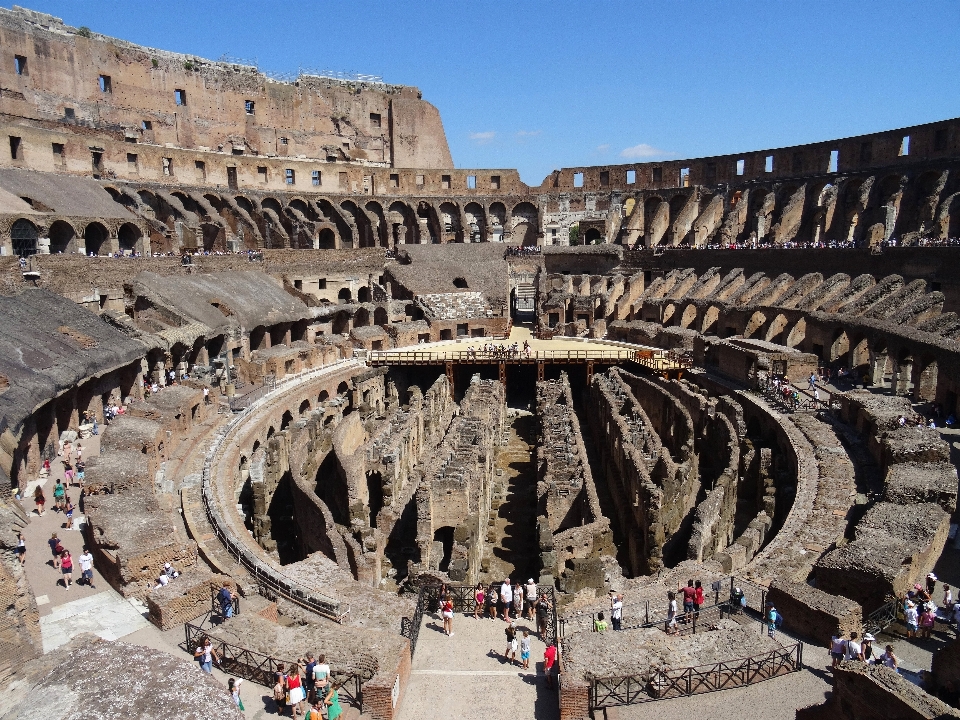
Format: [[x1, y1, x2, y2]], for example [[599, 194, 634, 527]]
[[219, 587, 232, 606], [771, 610, 783, 628]]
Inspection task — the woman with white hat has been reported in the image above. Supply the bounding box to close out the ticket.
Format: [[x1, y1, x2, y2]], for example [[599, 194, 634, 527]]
[[862, 633, 875, 663]]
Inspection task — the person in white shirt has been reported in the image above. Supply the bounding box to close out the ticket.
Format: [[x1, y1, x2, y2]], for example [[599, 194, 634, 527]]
[[500, 579, 513, 621], [880, 645, 899, 672], [525, 579, 538, 620], [844, 631, 863, 662], [611, 593, 624, 631], [830, 634, 847, 668], [78, 548, 95, 588]]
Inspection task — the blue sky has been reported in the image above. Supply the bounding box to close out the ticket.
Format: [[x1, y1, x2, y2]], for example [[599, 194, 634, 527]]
[[25, 1, 960, 185]]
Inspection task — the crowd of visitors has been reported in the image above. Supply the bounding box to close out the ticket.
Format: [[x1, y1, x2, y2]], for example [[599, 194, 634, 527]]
[[505, 245, 541, 257], [465, 341, 532, 360], [650, 235, 960, 252]]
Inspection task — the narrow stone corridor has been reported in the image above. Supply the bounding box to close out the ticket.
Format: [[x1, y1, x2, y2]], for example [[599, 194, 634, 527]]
[[485, 410, 540, 584]]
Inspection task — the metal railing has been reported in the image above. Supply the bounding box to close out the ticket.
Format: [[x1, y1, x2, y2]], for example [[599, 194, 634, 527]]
[[368, 347, 683, 366], [228, 377, 276, 411], [184, 623, 364, 709], [559, 576, 767, 638], [864, 597, 901, 637], [589, 642, 803, 708], [561, 600, 732, 637], [401, 582, 559, 656], [200, 360, 360, 622]]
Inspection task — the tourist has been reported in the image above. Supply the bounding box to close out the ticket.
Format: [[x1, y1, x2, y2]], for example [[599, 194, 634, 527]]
[[920, 605, 936, 639], [34, 485, 45, 516], [904, 601, 919, 638], [593, 611, 607, 632], [75, 460, 85, 491], [303, 652, 316, 704], [543, 643, 557, 688], [862, 634, 875, 663], [681, 579, 696, 623], [666, 591, 678, 634], [830, 633, 846, 668], [49, 533, 63, 569], [536, 593, 551, 638], [504, 620, 519, 664], [193, 637, 220, 675], [78, 546, 95, 588], [694, 580, 704, 617], [441, 593, 454, 637], [525, 579, 538, 619], [53, 479, 65, 512], [611, 592, 623, 631], [487, 584, 499, 619], [60, 549, 74, 588], [163, 562, 180, 579], [304, 701, 323, 720], [313, 653, 330, 700], [203, 386, 210, 405], [500, 578, 513, 621], [513, 581, 524, 619], [64, 495, 74, 529], [845, 631, 863, 661], [218, 582, 236, 619], [945, 584, 954, 610], [323, 681, 343, 720], [154, 572, 170, 590], [273, 670, 287, 714], [880, 645, 900, 672], [927, 573, 938, 596], [15, 532, 25, 565], [228, 677, 244, 711], [287, 662, 305, 717], [521, 630, 531, 670], [765, 601, 780, 639], [472, 583, 485, 619], [75, 442, 82, 463]]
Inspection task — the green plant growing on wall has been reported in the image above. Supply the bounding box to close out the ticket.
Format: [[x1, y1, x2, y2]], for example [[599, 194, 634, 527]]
[[76, 26, 91, 38], [569, 223, 581, 246], [152, 58, 159, 69]]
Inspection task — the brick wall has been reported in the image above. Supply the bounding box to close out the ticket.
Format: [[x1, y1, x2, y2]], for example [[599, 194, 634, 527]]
[[559, 675, 591, 720], [362, 638, 412, 720]]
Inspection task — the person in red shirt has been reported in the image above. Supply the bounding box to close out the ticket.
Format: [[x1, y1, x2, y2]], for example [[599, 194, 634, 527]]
[[681, 580, 697, 623], [544, 644, 557, 688], [694, 580, 705, 619]]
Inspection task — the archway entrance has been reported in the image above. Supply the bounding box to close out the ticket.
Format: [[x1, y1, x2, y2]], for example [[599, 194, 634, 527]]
[[11, 219, 38, 257]]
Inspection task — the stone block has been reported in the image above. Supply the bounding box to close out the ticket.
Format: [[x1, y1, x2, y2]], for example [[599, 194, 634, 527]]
[[767, 578, 862, 645]]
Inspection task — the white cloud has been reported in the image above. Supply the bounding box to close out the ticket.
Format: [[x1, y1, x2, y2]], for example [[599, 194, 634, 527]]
[[596, 143, 610, 153], [620, 143, 671, 159], [469, 131, 495, 144], [516, 130, 541, 137]]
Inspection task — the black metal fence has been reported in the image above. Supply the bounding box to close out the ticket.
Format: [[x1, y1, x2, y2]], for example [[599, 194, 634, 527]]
[[401, 581, 559, 656], [183, 623, 364, 709], [559, 576, 768, 639], [864, 597, 901, 637], [590, 642, 803, 709]]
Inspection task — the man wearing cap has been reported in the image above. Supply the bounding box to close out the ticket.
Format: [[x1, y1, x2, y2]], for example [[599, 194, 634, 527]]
[[928, 573, 939, 596], [525, 579, 538, 620]]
